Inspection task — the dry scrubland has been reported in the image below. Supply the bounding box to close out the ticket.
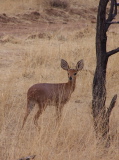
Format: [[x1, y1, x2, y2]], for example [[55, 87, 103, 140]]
[[0, 0, 119, 160]]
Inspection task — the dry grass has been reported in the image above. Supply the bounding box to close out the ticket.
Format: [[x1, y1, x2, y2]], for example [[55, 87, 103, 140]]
[[0, 0, 119, 160], [0, 33, 95, 160]]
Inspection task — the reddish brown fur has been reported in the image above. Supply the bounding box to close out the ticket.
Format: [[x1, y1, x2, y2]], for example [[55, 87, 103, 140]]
[[22, 59, 84, 128]]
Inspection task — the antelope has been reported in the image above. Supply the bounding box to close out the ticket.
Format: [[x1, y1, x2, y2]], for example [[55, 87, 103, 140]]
[[22, 59, 84, 128]]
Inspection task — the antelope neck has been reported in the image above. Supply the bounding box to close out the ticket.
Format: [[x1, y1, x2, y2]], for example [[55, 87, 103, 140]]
[[67, 78, 76, 92]]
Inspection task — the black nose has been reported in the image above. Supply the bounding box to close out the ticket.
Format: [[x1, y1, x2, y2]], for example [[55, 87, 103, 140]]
[[69, 77, 72, 80]]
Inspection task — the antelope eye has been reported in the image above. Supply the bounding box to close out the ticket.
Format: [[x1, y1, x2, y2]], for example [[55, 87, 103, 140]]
[[74, 73, 77, 75]]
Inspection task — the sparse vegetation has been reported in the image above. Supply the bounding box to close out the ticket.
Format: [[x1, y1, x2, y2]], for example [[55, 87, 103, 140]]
[[0, 0, 119, 160], [49, 0, 70, 9]]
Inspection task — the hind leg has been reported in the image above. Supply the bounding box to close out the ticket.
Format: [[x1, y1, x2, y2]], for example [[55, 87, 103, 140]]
[[34, 108, 42, 126], [22, 100, 35, 129], [34, 104, 46, 127]]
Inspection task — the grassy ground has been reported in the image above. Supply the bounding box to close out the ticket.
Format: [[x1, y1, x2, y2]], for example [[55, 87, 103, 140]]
[[0, 0, 119, 160]]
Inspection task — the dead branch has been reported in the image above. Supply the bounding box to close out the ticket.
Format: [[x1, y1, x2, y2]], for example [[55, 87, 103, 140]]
[[107, 47, 119, 57], [106, 0, 118, 31], [106, 94, 117, 118]]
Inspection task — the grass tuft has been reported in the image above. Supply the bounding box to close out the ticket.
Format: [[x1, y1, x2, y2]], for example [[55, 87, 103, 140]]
[[49, 0, 70, 9]]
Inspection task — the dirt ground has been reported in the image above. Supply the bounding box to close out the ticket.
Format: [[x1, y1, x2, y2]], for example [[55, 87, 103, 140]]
[[0, 7, 97, 37]]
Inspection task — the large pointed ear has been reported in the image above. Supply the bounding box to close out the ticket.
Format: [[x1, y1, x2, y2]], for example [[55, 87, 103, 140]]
[[61, 59, 69, 70], [76, 59, 84, 71]]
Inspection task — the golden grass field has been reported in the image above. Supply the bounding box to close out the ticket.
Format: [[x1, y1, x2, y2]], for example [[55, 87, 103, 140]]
[[0, 0, 119, 160]]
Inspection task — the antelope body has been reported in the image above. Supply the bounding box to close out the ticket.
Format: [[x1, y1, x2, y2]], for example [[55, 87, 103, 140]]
[[22, 59, 84, 128]]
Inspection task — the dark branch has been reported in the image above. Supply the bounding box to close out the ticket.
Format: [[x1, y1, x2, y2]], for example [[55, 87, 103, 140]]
[[107, 47, 119, 57], [106, 94, 117, 118], [114, 0, 117, 14], [106, 21, 119, 24], [106, 0, 116, 21], [106, 0, 117, 31]]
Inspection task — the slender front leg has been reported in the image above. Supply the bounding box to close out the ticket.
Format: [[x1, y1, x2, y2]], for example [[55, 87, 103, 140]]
[[56, 105, 63, 126]]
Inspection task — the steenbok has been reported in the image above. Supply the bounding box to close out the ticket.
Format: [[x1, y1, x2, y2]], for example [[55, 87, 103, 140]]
[[22, 59, 84, 128]]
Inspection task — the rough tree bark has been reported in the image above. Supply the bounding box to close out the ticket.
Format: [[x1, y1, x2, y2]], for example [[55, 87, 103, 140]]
[[92, 0, 119, 146]]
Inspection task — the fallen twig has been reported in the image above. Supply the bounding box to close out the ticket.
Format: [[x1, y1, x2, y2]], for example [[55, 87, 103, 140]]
[[17, 155, 36, 160]]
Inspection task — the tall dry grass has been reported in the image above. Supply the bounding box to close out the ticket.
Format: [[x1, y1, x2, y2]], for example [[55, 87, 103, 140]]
[[0, 0, 119, 159], [0, 25, 119, 159]]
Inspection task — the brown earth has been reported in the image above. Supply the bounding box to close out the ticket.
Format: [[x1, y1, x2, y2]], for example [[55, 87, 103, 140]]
[[0, 7, 97, 38]]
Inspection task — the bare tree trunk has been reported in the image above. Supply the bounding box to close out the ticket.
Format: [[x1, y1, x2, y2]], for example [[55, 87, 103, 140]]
[[92, 0, 119, 146]]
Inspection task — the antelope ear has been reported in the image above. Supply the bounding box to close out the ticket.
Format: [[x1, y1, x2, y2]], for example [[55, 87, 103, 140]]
[[76, 59, 84, 71], [61, 59, 69, 70]]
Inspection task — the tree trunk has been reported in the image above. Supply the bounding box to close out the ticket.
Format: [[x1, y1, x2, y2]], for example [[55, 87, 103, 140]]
[[92, 0, 119, 146]]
